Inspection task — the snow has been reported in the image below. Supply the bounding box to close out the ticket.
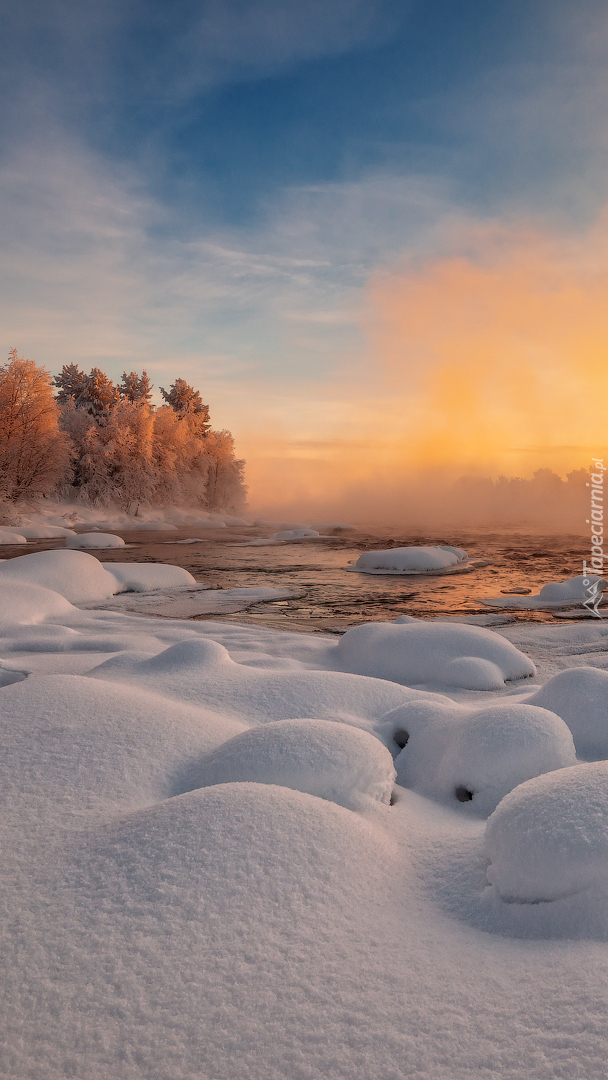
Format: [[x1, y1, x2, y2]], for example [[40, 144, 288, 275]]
[[312, 521, 357, 532], [0, 527, 27, 544], [333, 618, 536, 689], [66, 530, 126, 549], [103, 562, 197, 592], [89, 636, 420, 725], [96, 585, 299, 618], [0, 548, 119, 603], [163, 536, 211, 543], [2, 553, 608, 1077], [389, 699, 575, 815], [349, 544, 468, 574], [16, 524, 77, 538], [485, 762, 608, 902], [526, 667, 608, 758], [186, 718, 396, 809], [483, 573, 607, 609], [272, 527, 320, 539], [0, 579, 76, 627]]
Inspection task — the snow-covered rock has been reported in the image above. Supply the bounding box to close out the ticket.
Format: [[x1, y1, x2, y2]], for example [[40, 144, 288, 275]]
[[483, 574, 607, 609], [16, 525, 77, 539], [90, 637, 426, 727], [185, 718, 396, 809], [333, 619, 536, 689], [103, 562, 197, 593], [66, 532, 126, 549], [526, 667, 608, 758], [0, 549, 119, 604], [387, 699, 575, 815], [312, 522, 357, 533], [0, 580, 76, 627], [485, 762, 608, 901], [0, 528, 27, 544], [348, 545, 468, 574], [271, 528, 320, 540], [0, 673, 247, 811]]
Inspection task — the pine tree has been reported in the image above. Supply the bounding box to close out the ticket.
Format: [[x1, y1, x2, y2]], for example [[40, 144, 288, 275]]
[[119, 370, 154, 405], [78, 368, 121, 417], [159, 378, 210, 434], [53, 363, 88, 404], [53, 363, 246, 512]]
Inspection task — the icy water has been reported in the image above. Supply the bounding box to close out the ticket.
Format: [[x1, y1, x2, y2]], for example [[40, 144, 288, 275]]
[[90, 524, 595, 632], [14, 524, 594, 631]]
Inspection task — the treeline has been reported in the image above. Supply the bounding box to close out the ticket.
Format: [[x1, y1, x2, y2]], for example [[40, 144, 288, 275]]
[[0, 349, 246, 512]]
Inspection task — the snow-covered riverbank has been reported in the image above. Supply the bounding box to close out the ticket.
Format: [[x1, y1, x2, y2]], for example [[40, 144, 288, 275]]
[[2, 549, 608, 1079]]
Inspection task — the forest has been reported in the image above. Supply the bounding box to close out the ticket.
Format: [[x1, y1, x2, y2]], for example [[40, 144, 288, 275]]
[[0, 349, 247, 513]]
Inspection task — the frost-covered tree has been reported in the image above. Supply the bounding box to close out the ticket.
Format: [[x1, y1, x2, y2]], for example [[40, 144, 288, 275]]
[[54, 364, 121, 417], [0, 349, 71, 502], [78, 368, 121, 417], [204, 429, 247, 511], [54, 363, 246, 512], [160, 378, 211, 434], [53, 363, 88, 404], [119, 370, 153, 405], [60, 397, 157, 510]]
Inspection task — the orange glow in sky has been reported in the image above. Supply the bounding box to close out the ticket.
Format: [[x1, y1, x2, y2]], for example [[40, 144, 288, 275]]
[[240, 212, 608, 518]]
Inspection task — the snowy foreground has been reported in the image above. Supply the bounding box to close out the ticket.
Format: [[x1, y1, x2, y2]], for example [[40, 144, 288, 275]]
[[2, 552, 608, 1079]]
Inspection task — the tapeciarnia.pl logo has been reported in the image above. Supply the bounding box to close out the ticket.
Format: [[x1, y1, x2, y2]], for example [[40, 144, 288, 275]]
[[582, 457, 605, 618]]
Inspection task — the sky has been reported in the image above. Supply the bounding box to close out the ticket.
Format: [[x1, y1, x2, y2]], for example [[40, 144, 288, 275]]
[[1, 0, 608, 517]]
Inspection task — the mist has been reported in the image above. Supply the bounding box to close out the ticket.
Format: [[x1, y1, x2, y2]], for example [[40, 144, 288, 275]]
[[242, 209, 608, 530]]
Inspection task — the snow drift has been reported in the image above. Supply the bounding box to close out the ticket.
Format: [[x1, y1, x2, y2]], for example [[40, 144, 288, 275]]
[[66, 531, 126, 549], [334, 618, 536, 689], [387, 699, 575, 815], [485, 762, 608, 902], [184, 718, 396, 809], [348, 545, 468, 574], [0, 548, 118, 604], [483, 574, 607, 609], [527, 667, 608, 758]]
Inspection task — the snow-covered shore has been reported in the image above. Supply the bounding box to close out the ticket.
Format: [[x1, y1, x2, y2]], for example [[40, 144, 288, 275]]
[[2, 550, 608, 1079]]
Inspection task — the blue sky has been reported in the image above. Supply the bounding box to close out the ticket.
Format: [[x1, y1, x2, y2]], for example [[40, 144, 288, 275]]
[[2, 0, 608, 510]]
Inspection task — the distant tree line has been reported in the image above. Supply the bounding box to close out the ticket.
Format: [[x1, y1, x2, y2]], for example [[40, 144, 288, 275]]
[[0, 349, 246, 512]]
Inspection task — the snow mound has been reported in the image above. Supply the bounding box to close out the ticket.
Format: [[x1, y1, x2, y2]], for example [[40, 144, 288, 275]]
[[17, 525, 77, 538], [312, 522, 357, 532], [0, 528, 27, 544], [485, 762, 608, 901], [334, 619, 536, 689], [349, 545, 468, 575], [0, 661, 28, 687], [388, 699, 575, 815], [483, 574, 607, 609], [0, 580, 76, 628], [539, 575, 606, 601], [271, 528, 320, 540], [66, 532, 126, 549], [527, 667, 608, 758], [0, 549, 119, 604], [0, 673, 246, 813], [186, 718, 396, 809], [91, 636, 426, 728], [103, 562, 197, 593]]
